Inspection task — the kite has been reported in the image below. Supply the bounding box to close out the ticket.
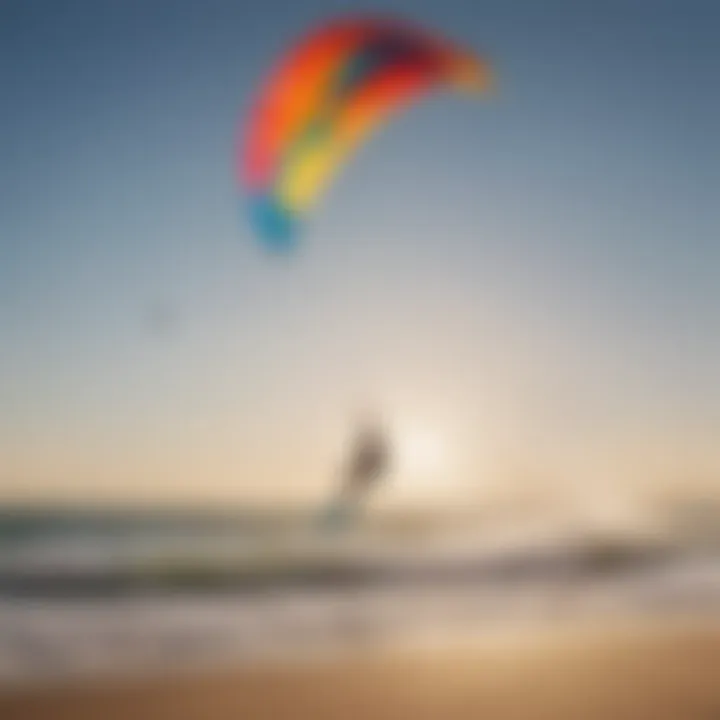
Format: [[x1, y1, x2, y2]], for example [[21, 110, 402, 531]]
[[239, 15, 492, 249]]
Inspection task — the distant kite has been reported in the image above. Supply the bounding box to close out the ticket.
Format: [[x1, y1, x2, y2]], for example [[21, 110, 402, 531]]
[[239, 15, 493, 249]]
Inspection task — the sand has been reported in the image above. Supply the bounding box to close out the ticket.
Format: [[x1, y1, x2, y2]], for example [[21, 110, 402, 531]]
[[1, 618, 719, 720]]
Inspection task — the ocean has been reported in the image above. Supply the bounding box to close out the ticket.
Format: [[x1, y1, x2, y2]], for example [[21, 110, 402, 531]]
[[1, 506, 719, 686]]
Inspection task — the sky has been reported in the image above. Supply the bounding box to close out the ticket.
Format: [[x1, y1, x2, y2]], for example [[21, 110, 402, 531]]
[[0, 0, 718, 509]]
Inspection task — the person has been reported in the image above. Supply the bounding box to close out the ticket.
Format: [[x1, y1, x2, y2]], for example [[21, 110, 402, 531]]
[[343, 421, 389, 499], [321, 417, 391, 531]]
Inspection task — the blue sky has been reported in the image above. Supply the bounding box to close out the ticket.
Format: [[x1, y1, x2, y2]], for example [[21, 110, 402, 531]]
[[0, 0, 718, 505]]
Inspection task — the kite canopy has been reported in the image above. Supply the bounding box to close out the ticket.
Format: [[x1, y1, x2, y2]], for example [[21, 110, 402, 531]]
[[239, 15, 492, 249]]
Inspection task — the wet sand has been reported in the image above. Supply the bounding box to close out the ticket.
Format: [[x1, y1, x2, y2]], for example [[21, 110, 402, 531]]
[[1, 618, 719, 720]]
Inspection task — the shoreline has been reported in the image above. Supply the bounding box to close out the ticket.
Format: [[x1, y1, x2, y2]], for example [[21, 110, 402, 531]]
[[1, 616, 719, 719]]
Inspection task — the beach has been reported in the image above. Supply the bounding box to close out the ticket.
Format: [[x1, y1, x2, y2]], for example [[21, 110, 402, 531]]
[[2, 618, 719, 720]]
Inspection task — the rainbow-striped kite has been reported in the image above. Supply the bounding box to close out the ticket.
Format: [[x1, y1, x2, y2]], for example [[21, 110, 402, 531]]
[[239, 15, 493, 249]]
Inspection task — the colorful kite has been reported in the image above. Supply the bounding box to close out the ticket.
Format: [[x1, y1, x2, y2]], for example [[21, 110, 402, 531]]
[[239, 15, 492, 249]]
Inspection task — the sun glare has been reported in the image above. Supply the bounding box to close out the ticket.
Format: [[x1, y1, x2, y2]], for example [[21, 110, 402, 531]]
[[395, 426, 449, 496]]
